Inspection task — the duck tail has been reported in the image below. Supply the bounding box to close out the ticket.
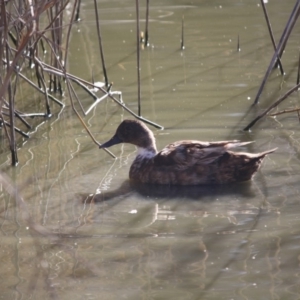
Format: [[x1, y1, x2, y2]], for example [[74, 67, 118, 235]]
[[226, 141, 254, 149], [256, 147, 277, 158]]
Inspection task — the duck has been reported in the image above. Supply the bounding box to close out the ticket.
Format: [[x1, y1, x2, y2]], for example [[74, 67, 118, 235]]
[[99, 119, 277, 185]]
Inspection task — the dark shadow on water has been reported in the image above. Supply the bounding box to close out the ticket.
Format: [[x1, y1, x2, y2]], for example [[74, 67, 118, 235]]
[[78, 180, 256, 204], [131, 180, 255, 200]]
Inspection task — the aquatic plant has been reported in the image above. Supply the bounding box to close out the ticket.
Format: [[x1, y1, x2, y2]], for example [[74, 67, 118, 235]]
[[0, 0, 163, 165]]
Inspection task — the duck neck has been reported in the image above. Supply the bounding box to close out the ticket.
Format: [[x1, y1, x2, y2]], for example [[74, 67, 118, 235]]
[[136, 146, 157, 160], [135, 130, 157, 160]]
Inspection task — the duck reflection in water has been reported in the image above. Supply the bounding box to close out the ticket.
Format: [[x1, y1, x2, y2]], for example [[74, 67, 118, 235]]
[[79, 179, 258, 205], [99, 119, 276, 185]]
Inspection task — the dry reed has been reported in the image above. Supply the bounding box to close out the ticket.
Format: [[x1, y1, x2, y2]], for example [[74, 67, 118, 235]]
[[0, 0, 162, 165]]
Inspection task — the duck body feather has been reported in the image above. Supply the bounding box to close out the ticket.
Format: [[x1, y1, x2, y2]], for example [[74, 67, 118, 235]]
[[130, 140, 275, 185], [100, 120, 276, 185]]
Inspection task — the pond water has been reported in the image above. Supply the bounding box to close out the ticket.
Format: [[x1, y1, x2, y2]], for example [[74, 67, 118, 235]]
[[1, 0, 300, 299]]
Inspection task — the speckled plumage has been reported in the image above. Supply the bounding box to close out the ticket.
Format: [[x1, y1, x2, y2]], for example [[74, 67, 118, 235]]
[[100, 119, 277, 185]]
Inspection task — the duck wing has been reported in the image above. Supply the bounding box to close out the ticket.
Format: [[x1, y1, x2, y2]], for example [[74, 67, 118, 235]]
[[154, 140, 252, 168]]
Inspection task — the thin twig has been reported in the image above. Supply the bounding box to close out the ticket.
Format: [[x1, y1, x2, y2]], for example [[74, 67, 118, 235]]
[[71, 77, 98, 100], [109, 94, 164, 129], [244, 82, 300, 131], [42, 65, 164, 129], [269, 107, 300, 116]]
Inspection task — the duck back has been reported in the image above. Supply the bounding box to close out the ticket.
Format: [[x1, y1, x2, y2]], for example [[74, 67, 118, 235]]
[[129, 143, 276, 185]]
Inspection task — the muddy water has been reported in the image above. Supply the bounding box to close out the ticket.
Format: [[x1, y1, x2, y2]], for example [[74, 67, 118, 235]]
[[1, 0, 300, 299]]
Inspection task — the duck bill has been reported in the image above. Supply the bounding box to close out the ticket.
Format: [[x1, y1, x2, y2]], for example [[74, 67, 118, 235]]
[[99, 135, 122, 149]]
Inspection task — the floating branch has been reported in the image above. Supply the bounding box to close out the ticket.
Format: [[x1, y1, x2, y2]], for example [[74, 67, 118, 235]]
[[41, 66, 123, 115], [66, 77, 98, 101], [260, 0, 284, 75], [253, 0, 300, 105], [43, 66, 163, 129], [2, 105, 32, 128], [1, 120, 30, 138], [84, 88, 122, 115], [109, 94, 164, 129]]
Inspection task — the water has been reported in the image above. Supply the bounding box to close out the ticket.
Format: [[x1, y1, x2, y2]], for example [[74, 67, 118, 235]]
[[1, 0, 300, 299]]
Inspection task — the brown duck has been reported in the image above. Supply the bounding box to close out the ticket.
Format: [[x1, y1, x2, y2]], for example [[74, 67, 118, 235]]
[[99, 119, 277, 185]]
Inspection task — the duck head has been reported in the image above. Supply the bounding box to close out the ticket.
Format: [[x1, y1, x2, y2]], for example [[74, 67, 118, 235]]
[[99, 119, 157, 151]]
